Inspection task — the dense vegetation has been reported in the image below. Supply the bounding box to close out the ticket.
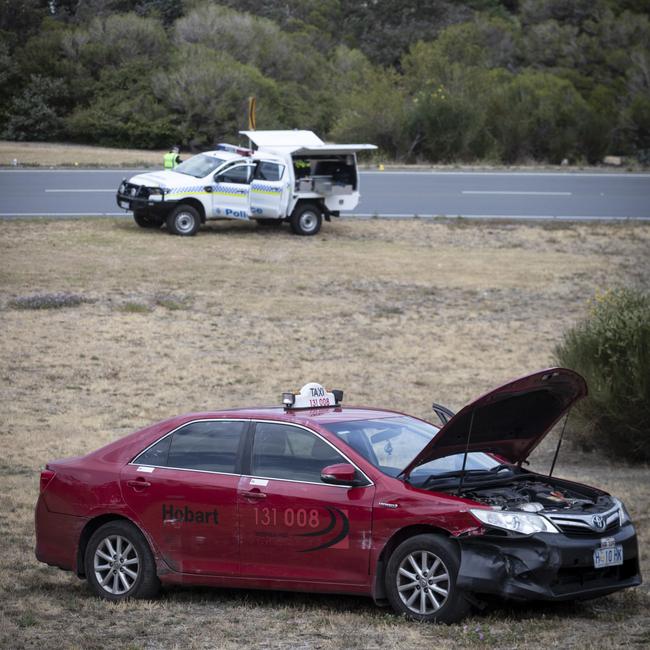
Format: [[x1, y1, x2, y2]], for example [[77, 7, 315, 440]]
[[1, 0, 649, 163], [555, 289, 650, 463]]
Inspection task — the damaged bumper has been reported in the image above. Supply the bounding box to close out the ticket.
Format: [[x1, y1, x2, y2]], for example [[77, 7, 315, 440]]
[[457, 523, 641, 601]]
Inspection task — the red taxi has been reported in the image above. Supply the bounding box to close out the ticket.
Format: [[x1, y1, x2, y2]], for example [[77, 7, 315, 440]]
[[35, 370, 641, 623]]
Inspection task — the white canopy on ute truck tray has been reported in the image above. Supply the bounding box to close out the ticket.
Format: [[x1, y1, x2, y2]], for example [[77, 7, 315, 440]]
[[240, 130, 377, 156]]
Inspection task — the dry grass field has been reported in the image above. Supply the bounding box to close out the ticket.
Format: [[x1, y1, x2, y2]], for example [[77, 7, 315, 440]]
[[0, 216, 649, 649], [0, 141, 165, 168]]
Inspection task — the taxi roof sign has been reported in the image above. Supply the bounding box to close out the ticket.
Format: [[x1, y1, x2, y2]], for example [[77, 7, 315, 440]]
[[282, 383, 343, 410]]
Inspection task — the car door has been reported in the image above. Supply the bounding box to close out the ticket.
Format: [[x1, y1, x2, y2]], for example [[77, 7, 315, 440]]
[[212, 163, 255, 220], [120, 419, 249, 576], [238, 421, 375, 586], [249, 161, 288, 219]]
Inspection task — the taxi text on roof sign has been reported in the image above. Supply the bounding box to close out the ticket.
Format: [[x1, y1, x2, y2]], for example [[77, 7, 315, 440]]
[[282, 383, 342, 409]]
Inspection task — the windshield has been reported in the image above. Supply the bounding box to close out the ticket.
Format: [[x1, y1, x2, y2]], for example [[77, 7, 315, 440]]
[[323, 416, 501, 478], [174, 154, 227, 178]]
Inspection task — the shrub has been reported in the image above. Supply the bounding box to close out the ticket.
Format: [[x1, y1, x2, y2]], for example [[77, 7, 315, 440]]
[[554, 288, 650, 462]]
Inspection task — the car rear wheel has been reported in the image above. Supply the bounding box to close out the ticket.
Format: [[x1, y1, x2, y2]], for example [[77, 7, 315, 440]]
[[290, 203, 322, 236], [85, 520, 159, 601], [166, 204, 201, 236], [133, 211, 162, 229], [385, 534, 470, 623]]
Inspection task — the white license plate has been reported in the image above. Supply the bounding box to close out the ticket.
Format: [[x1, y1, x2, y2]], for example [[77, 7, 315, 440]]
[[119, 200, 129, 209], [593, 545, 623, 569]]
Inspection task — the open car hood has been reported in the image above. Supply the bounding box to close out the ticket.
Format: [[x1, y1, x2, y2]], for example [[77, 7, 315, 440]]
[[401, 368, 587, 478]]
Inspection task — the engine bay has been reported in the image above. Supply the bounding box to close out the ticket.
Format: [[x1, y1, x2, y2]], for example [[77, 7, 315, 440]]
[[457, 476, 615, 514]]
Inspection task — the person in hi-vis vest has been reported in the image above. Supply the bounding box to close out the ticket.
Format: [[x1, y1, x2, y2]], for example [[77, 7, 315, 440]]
[[164, 146, 181, 170]]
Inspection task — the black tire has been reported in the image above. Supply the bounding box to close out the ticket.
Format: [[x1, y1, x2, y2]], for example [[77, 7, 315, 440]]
[[385, 534, 470, 623], [289, 203, 322, 236], [166, 204, 201, 236], [256, 218, 283, 228], [133, 211, 162, 229], [84, 520, 160, 601]]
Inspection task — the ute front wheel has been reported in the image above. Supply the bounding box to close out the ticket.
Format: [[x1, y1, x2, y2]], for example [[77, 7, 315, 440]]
[[85, 520, 159, 601], [385, 534, 470, 623], [166, 204, 201, 236]]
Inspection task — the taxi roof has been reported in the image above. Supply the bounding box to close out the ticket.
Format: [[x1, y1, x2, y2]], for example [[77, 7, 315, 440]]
[[182, 406, 407, 427]]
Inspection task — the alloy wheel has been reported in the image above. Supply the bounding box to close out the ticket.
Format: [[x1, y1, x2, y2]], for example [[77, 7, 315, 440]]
[[396, 550, 450, 615], [93, 534, 140, 595]]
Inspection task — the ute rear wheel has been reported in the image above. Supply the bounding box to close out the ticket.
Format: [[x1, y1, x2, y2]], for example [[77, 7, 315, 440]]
[[290, 203, 322, 236], [166, 204, 201, 236], [385, 534, 470, 623], [85, 520, 159, 601], [133, 211, 162, 229]]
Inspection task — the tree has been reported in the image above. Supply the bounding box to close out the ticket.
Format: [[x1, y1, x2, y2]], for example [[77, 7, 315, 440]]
[[154, 46, 283, 147], [3, 75, 67, 140]]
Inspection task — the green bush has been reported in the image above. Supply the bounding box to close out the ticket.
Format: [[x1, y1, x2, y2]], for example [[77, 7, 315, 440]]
[[555, 288, 650, 462]]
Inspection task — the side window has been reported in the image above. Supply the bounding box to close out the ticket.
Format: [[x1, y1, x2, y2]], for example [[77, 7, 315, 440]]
[[216, 164, 252, 185], [134, 434, 172, 466], [254, 162, 284, 182], [164, 420, 246, 473], [251, 423, 345, 483]]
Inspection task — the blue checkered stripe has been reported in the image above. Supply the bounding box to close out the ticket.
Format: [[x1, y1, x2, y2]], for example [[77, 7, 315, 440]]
[[215, 184, 248, 196], [251, 182, 282, 194], [164, 184, 203, 194]]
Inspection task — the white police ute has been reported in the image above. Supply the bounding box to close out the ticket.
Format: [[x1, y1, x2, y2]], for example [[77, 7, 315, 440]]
[[116, 131, 376, 236]]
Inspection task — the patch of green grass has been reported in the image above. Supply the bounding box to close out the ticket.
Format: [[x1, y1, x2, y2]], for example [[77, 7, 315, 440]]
[[17, 612, 37, 628], [118, 301, 152, 313]]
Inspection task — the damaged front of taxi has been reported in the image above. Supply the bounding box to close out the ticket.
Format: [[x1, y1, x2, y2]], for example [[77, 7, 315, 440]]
[[401, 368, 642, 603]]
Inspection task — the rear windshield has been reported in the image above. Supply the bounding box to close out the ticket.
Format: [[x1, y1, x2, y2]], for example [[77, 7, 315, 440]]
[[175, 154, 227, 178]]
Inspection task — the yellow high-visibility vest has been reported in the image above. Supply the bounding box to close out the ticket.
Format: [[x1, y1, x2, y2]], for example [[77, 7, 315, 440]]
[[164, 152, 179, 169]]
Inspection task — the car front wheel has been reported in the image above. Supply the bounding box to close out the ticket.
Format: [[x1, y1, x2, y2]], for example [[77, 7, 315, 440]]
[[166, 204, 201, 236], [85, 520, 159, 601], [385, 534, 470, 623]]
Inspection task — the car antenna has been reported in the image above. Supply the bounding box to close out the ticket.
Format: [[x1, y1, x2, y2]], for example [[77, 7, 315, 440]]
[[549, 410, 570, 477], [456, 409, 476, 496]]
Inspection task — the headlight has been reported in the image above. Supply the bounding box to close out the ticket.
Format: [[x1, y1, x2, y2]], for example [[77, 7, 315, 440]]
[[148, 187, 163, 194], [470, 508, 560, 535], [613, 497, 631, 525], [119, 182, 126, 193]]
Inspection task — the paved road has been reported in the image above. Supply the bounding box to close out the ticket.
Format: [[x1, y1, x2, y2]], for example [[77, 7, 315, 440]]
[[1, 168, 649, 221]]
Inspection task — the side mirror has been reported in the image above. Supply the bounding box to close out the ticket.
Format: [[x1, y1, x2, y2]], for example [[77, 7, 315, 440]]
[[321, 463, 360, 486]]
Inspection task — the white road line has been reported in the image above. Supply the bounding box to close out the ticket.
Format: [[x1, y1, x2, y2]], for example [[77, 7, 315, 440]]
[[45, 188, 115, 192], [360, 171, 650, 178], [1, 168, 649, 178], [461, 190, 572, 196]]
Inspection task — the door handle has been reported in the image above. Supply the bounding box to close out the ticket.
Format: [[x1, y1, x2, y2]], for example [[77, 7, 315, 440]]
[[243, 489, 266, 500], [203, 186, 213, 192], [127, 479, 151, 491]]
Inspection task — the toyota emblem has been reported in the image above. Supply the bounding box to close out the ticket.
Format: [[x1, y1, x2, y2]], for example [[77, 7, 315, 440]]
[[592, 515, 606, 530]]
